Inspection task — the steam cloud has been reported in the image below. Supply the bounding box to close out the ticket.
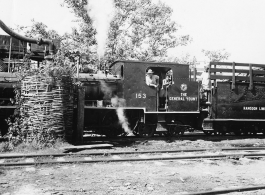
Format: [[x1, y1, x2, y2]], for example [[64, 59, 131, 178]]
[[111, 96, 132, 134], [86, 0, 115, 58], [99, 80, 112, 99], [99, 80, 132, 134]]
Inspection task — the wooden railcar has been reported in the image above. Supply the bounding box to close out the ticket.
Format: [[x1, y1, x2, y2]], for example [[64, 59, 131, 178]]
[[202, 62, 265, 135]]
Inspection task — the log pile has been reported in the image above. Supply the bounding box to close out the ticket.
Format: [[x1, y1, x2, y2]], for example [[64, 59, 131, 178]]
[[21, 75, 73, 142]]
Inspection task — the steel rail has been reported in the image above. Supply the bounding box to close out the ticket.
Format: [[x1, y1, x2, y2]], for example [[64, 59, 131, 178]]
[[186, 185, 265, 195], [82, 134, 265, 141], [0, 152, 265, 167], [1, 147, 265, 159]]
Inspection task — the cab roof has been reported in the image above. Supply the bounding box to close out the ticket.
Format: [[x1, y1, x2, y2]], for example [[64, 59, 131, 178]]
[[110, 60, 189, 68]]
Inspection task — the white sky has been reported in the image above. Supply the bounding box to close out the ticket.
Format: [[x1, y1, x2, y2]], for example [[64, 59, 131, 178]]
[[0, 0, 265, 64]]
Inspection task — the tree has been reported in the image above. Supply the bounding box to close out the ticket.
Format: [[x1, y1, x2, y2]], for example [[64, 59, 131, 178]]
[[63, 0, 191, 64], [13, 20, 89, 59], [167, 53, 197, 65], [14, 19, 61, 40], [202, 49, 230, 62]]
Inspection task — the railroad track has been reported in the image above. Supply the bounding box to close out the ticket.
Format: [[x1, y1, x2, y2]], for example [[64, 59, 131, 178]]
[[1, 147, 265, 167], [1, 133, 264, 144], [83, 132, 265, 142]]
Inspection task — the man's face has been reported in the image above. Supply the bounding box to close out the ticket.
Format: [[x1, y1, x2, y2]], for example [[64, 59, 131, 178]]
[[147, 73, 152, 78]]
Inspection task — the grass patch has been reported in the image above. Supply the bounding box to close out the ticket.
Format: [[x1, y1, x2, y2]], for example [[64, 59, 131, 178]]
[[0, 138, 73, 154]]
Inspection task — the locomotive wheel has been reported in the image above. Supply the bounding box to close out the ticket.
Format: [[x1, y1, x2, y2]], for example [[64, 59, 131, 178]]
[[214, 131, 220, 135], [169, 121, 185, 137], [220, 126, 227, 135], [132, 126, 140, 137], [242, 130, 249, 135], [102, 111, 123, 137], [168, 126, 180, 137], [220, 132, 226, 135], [162, 132, 170, 137], [203, 131, 213, 136], [252, 126, 259, 135], [163, 125, 172, 137], [130, 118, 140, 137], [234, 130, 241, 136], [138, 123, 155, 138]]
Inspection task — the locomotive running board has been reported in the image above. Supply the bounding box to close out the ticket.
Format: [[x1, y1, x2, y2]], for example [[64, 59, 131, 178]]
[[83, 106, 200, 114], [84, 106, 146, 110]]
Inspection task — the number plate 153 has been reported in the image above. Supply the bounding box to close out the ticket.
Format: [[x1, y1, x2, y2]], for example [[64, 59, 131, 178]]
[[135, 93, 146, 98]]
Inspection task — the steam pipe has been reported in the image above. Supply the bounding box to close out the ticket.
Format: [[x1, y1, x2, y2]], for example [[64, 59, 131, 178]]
[[0, 19, 54, 55]]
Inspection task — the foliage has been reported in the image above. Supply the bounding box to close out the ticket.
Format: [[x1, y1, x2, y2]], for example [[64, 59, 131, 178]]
[[167, 53, 197, 65], [4, 51, 77, 150], [14, 0, 191, 65], [14, 19, 62, 40], [63, 0, 191, 64], [202, 49, 230, 62]]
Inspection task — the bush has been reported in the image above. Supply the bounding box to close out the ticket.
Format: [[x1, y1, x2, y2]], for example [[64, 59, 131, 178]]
[[5, 50, 78, 150]]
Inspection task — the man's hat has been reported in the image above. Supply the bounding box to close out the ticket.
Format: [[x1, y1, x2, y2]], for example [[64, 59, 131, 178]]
[[166, 69, 173, 75], [146, 69, 154, 74]]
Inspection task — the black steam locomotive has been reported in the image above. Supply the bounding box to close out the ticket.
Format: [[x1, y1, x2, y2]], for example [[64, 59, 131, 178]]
[[78, 60, 203, 137]]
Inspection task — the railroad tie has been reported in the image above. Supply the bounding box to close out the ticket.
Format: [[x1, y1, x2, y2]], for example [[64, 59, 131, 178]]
[[25, 158, 34, 163], [161, 153, 172, 157], [112, 155, 122, 159], [84, 157, 92, 161], [56, 157, 66, 162], [138, 154, 150, 159]]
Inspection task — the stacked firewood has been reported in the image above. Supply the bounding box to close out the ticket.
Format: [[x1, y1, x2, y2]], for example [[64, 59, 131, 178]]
[[21, 75, 73, 141]]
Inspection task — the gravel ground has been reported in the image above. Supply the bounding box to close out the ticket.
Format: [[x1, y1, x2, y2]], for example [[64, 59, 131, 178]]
[[1, 138, 265, 195]]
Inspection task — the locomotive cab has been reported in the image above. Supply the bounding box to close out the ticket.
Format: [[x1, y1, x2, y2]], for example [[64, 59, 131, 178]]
[[108, 60, 202, 137], [111, 60, 200, 113]]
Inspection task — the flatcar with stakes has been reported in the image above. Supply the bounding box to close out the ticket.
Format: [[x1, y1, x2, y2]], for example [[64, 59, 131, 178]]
[[202, 61, 265, 136]]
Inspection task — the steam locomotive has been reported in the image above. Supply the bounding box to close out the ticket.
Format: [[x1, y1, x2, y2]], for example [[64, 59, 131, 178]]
[[78, 60, 204, 137]]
